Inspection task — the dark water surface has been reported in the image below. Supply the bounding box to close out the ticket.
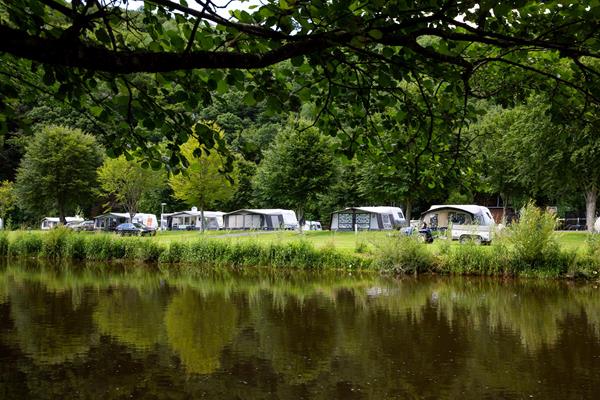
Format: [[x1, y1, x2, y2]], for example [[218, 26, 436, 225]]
[[1, 261, 600, 399]]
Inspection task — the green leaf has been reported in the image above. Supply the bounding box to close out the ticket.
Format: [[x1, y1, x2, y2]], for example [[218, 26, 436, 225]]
[[368, 29, 383, 40], [243, 92, 256, 106]]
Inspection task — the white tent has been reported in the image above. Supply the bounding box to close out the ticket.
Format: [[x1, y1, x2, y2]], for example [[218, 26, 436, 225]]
[[223, 209, 298, 230], [330, 207, 406, 231], [167, 208, 224, 230]]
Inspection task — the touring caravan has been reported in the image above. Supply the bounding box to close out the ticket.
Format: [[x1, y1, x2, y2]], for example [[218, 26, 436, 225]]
[[40, 216, 84, 230], [420, 205, 495, 244], [223, 209, 299, 230]]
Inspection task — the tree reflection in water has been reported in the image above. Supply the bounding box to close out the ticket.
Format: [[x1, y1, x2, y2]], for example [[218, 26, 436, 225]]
[[0, 261, 599, 399]]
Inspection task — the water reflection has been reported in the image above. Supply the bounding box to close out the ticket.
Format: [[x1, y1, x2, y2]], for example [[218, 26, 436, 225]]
[[166, 290, 238, 374], [0, 260, 599, 399]]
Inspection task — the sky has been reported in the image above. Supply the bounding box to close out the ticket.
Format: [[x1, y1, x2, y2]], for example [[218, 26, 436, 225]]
[[121, 0, 260, 17]]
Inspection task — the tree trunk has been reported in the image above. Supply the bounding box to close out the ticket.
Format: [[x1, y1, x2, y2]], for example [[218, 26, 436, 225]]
[[500, 193, 507, 224], [59, 204, 66, 225], [297, 205, 304, 232], [405, 198, 412, 224], [585, 186, 597, 232], [200, 206, 205, 234]]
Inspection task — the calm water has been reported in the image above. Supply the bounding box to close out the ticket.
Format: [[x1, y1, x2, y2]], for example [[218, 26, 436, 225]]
[[1, 261, 600, 399]]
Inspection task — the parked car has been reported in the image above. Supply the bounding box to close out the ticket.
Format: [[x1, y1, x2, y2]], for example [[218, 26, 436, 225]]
[[115, 222, 157, 236], [65, 221, 82, 229], [72, 220, 95, 231], [302, 221, 322, 231]]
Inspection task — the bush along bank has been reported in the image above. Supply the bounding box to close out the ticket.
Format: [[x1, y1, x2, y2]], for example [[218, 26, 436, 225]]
[[374, 203, 600, 279], [2, 203, 600, 279], [0, 228, 369, 270]]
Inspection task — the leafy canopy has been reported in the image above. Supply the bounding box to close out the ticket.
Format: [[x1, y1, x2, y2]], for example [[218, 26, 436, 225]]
[[3, 0, 600, 170], [15, 125, 103, 222]]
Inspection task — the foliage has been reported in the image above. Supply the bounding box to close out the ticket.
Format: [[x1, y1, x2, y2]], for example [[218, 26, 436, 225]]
[[439, 241, 511, 276], [373, 235, 435, 275], [41, 226, 72, 259], [14, 125, 103, 222], [506, 202, 560, 270], [4, 1, 599, 173], [8, 232, 43, 257], [253, 125, 336, 222], [169, 127, 234, 213], [0, 180, 17, 222], [0, 231, 8, 256], [98, 155, 166, 218]]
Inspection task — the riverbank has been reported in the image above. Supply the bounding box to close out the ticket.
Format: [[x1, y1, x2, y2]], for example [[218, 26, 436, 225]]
[[1, 227, 599, 279]]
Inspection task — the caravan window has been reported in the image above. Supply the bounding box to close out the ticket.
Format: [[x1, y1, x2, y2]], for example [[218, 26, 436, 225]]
[[450, 212, 471, 225], [356, 213, 370, 229], [338, 213, 353, 229]]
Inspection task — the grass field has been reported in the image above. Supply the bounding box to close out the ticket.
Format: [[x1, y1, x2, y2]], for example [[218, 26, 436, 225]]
[[119, 228, 593, 257], [5, 229, 591, 253]]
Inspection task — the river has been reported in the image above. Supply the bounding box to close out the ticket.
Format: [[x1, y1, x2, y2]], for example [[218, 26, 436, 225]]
[[1, 260, 599, 399]]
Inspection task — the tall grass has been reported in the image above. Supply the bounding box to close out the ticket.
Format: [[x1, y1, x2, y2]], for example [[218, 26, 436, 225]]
[[159, 237, 367, 269], [1, 229, 368, 270], [373, 235, 435, 275], [0, 231, 8, 256]]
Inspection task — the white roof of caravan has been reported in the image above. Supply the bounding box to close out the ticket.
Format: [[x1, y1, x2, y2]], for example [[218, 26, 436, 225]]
[[224, 209, 295, 216], [423, 205, 488, 216], [333, 206, 404, 215], [95, 212, 156, 219], [43, 217, 84, 222], [169, 210, 224, 217], [42, 217, 84, 223], [95, 212, 130, 218]]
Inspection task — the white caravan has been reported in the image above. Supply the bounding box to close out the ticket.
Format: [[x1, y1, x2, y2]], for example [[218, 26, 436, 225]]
[[40, 216, 84, 230], [420, 205, 495, 244]]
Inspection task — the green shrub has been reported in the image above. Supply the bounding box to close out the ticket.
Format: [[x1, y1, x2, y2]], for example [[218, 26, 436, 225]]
[[355, 239, 369, 254], [135, 239, 165, 262], [441, 242, 510, 275], [41, 226, 72, 259], [159, 241, 189, 263], [63, 233, 87, 260], [9, 232, 43, 256], [0, 231, 8, 256], [507, 202, 560, 270], [83, 234, 115, 261], [372, 235, 435, 274]]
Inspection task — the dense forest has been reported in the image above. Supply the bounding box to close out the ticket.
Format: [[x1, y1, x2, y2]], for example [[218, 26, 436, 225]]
[[1, 1, 600, 228]]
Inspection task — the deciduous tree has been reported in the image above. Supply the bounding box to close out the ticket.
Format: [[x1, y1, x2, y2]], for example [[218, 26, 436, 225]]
[[169, 128, 234, 231], [98, 155, 167, 220], [253, 126, 336, 224], [15, 125, 103, 223]]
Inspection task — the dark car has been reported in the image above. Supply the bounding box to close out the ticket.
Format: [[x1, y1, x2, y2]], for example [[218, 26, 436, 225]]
[[115, 222, 156, 236]]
